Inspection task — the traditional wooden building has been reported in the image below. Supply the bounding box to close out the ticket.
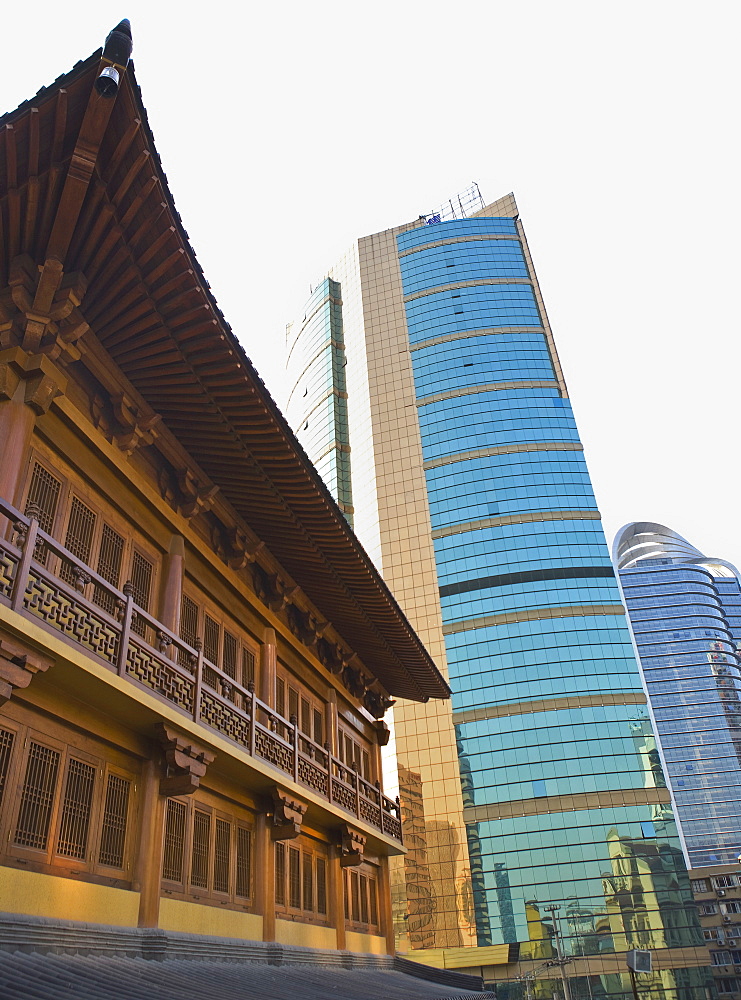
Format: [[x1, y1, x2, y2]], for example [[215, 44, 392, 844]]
[[0, 20, 451, 957]]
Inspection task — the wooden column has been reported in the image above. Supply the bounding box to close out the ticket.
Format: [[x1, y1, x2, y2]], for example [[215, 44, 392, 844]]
[[0, 349, 66, 523], [254, 811, 275, 942], [0, 394, 35, 508], [329, 843, 346, 951], [370, 738, 383, 787], [158, 534, 184, 633], [378, 855, 395, 955], [327, 689, 340, 757], [260, 627, 277, 708], [134, 758, 165, 928]]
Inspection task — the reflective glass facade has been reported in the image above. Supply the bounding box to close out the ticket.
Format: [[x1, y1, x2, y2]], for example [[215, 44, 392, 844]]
[[286, 196, 713, 997], [615, 523, 741, 867], [286, 278, 354, 523]]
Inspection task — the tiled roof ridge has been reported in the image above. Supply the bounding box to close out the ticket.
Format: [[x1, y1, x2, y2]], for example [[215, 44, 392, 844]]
[[0, 912, 495, 1000]]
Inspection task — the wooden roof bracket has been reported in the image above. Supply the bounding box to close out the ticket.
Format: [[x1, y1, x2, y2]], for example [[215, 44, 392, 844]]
[[0, 636, 53, 708], [270, 787, 308, 841], [155, 721, 216, 797], [339, 824, 366, 868]]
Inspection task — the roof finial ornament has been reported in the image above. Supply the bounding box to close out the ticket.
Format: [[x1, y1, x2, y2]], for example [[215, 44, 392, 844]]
[[96, 19, 133, 98]]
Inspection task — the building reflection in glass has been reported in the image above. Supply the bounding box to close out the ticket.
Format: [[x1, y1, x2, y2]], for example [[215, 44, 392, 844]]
[[479, 810, 712, 1000], [396, 765, 474, 948], [459, 727, 494, 945], [398, 766, 436, 949]]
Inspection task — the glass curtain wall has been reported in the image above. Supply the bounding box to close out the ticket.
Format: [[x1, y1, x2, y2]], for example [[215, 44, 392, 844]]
[[615, 524, 741, 866], [395, 219, 704, 974]]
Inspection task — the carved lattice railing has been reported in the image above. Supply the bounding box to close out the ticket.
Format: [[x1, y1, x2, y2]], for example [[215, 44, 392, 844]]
[[0, 498, 402, 843]]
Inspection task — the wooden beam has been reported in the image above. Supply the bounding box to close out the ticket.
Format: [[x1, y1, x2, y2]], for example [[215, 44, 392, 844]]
[[103, 116, 142, 183], [51, 88, 68, 163], [45, 77, 122, 264], [4, 125, 20, 260]]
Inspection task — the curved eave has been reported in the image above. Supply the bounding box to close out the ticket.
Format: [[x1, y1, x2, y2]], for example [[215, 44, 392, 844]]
[[0, 54, 450, 703]]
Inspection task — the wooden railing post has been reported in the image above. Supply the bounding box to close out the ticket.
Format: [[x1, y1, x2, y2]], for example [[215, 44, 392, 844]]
[[259, 627, 276, 708], [291, 714, 299, 784], [10, 508, 39, 612], [249, 681, 257, 756], [355, 766, 361, 821], [327, 745, 334, 805], [116, 581, 135, 677], [192, 638, 203, 723]]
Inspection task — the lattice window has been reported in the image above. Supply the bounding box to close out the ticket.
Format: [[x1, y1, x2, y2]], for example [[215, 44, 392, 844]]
[[350, 869, 361, 922], [25, 463, 61, 564], [343, 865, 378, 930], [190, 810, 211, 889], [276, 678, 285, 717], [130, 551, 153, 638], [130, 551, 153, 611], [180, 595, 199, 646], [204, 614, 220, 663], [179, 594, 199, 668], [369, 876, 378, 925], [313, 709, 324, 747], [94, 524, 125, 614], [275, 842, 286, 905], [343, 734, 356, 769], [223, 631, 238, 679], [288, 687, 299, 725], [3, 723, 135, 876], [339, 727, 372, 781], [214, 818, 231, 893], [236, 826, 251, 899], [57, 758, 95, 860], [26, 463, 61, 534], [203, 614, 220, 688], [161, 798, 253, 905], [0, 727, 15, 811], [61, 497, 96, 585], [301, 697, 311, 735], [275, 840, 327, 919], [162, 798, 187, 882], [14, 742, 60, 850], [316, 857, 327, 915], [242, 649, 255, 687], [99, 774, 130, 868], [289, 845, 301, 909], [302, 852, 313, 912]]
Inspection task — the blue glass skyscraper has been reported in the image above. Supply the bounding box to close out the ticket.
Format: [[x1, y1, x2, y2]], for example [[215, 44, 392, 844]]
[[286, 191, 712, 995], [615, 522, 741, 867]]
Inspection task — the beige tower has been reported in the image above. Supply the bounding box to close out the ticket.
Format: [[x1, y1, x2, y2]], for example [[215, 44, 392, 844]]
[[286, 214, 479, 951]]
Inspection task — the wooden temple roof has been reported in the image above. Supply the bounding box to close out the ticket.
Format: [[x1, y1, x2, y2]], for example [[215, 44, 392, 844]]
[[0, 25, 450, 703]]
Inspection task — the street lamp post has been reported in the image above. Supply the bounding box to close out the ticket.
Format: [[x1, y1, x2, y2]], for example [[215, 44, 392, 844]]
[[544, 905, 573, 1000], [626, 949, 652, 1000]]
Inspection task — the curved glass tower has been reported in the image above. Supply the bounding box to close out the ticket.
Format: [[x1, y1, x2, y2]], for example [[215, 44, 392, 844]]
[[615, 522, 741, 866], [285, 193, 712, 997]]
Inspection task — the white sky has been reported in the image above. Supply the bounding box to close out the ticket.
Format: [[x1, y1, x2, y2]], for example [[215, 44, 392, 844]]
[[4, 1, 740, 570]]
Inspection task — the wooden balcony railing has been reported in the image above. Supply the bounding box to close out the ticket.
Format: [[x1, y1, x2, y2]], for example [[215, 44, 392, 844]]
[[0, 498, 402, 844]]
